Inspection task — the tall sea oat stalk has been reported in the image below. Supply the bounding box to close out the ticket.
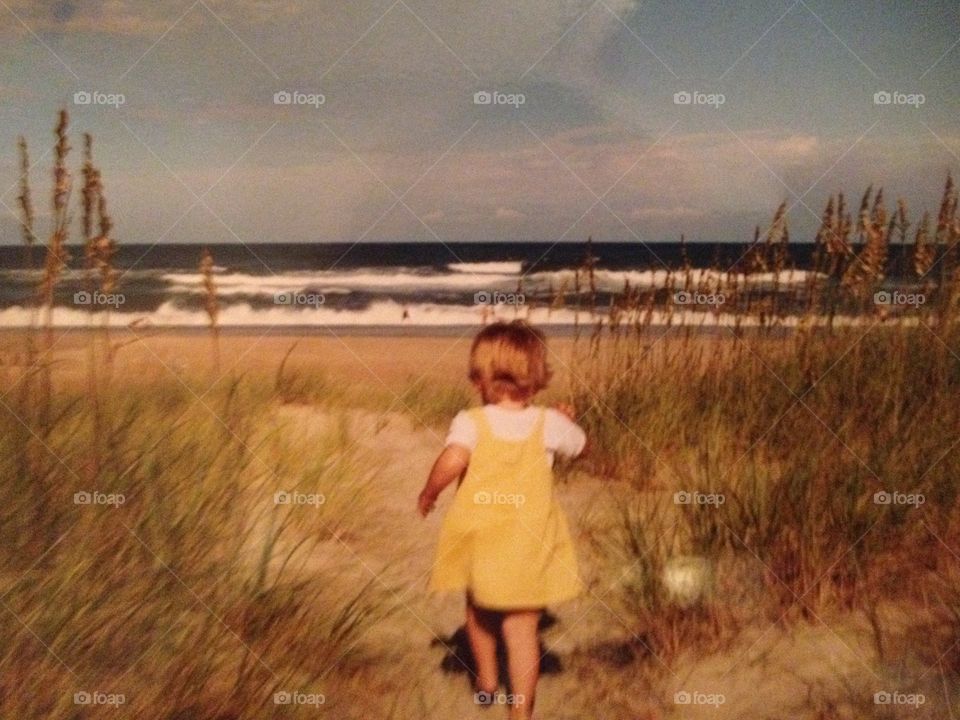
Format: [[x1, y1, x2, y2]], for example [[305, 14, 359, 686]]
[[842, 189, 889, 313], [913, 211, 934, 278], [15, 136, 40, 484], [37, 110, 73, 433], [81, 134, 102, 476], [80, 134, 119, 475], [16, 138, 39, 341], [200, 248, 221, 375]]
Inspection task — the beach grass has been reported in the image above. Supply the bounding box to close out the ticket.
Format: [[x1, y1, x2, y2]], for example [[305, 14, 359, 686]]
[[3, 112, 960, 718], [0, 361, 396, 718]]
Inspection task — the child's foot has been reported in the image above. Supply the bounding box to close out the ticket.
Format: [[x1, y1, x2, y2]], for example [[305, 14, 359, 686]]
[[509, 697, 534, 720]]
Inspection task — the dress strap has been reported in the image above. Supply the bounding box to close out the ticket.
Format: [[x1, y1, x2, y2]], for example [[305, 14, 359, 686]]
[[472, 406, 493, 442], [533, 407, 547, 441], [519, 407, 547, 449]]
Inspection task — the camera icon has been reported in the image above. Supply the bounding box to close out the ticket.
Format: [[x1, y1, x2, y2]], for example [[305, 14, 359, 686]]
[[474, 91, 492, 105], [273, 691, 292, 705], [673, 491, 692, 505], [673, 91, 692, 105], [873, 91, 891, 105], [474, 691, 493, 704], [474, 291, 491, 305], [74, 491, 92, 505], [273, 91, 292, 105], [673, 291, 692, 305], [674, 691, 692, 704], [74, 692, 92, 705], [474, 491, 492, 505], [73, 291, 92, 305], [274, 291, 293, 305], [873, 291, 891, 305], [874, 691, 891, 705], [73, 91, 92, 105], [873, 491, 891, 505], [274, 491, 291, 505]]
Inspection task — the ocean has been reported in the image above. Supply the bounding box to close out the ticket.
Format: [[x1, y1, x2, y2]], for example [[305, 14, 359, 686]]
[[0, 241, 924, 329]]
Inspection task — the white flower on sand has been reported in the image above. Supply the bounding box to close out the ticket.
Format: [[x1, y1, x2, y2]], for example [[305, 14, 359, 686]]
[[661, 555, 713, 607]]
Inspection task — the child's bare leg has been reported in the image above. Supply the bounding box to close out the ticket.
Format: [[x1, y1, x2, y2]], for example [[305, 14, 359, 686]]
[[465, 597, 499, 693], [501, 609, 541, 719]]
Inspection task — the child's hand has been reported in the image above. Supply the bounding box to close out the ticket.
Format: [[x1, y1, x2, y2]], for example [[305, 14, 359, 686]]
[[554, 402, 576, 420], [417, 490, 437, 518], [418, 445, 469, 518]]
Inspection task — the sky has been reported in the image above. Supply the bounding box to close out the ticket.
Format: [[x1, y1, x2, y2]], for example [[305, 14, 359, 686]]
[[0, 0, 957, 245]]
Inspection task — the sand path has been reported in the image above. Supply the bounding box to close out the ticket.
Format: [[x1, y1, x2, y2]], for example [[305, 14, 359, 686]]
[[275, 405, 625, 719], [272, 405, 893, 720]]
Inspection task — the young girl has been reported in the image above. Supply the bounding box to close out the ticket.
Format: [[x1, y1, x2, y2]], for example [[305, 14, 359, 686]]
[[417, 321, 586, 720]]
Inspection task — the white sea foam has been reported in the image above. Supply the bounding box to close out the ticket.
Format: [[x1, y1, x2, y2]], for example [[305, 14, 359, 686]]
[[161, 271, 519, 295], [158, 267, 823, 298], [0, 301, 900, 329], [447, 261, 523, 274]]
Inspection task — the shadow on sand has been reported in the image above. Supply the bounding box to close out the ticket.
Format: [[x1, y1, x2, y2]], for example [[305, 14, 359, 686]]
[[431, 612, 563, 692]]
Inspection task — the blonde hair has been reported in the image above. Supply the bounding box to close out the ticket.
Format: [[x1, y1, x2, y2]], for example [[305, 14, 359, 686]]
[[468, 321, 551, 403]]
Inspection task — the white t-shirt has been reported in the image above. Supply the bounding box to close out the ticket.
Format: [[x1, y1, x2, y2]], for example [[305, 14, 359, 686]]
[[445, 405, 587, 465]]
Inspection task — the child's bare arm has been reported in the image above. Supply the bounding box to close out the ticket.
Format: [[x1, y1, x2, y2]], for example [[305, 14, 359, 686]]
[[553, 402, 590, 458], [417, 445, 470, 517]]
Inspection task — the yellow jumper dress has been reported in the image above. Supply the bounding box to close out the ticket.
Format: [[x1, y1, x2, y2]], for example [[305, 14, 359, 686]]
[[429, 407, 582, 609]]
